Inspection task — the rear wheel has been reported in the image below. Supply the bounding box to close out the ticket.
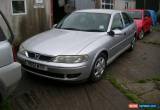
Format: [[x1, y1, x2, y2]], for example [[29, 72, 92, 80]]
[[89, 53, 107, 82], [128, 36, 136, 51], [139, 30, 144, 40]]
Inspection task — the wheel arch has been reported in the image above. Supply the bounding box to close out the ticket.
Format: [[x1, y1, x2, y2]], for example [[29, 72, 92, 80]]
[[90, 49, 109, 69]]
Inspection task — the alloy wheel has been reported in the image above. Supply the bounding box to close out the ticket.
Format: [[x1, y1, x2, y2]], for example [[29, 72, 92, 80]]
[[139, 30, 144, 40], [93, 57, 106, 78], [131, 37, 136, 49]]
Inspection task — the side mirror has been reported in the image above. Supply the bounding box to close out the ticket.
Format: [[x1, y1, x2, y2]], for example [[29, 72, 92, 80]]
[[108, 29, 123, 36]]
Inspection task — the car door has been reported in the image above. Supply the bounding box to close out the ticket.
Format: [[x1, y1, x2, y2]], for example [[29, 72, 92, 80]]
[[121, 12, 135, 46], [0, 12, 14, 68], [108, 13, 126, 57]]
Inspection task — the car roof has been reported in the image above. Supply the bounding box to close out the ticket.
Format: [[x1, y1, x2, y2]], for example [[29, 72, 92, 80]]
[[148, 10, 156, 12], [128, 9, 144, 12], [75, 9, 122, 14]]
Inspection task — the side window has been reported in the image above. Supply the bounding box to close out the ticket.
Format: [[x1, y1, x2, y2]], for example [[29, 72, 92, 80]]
[[122, 13, 131, 27], [128, 14, 134, 23], [111, 13, 123, 30]]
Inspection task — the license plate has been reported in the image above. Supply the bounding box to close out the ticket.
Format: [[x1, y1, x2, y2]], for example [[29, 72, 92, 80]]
[[25, 61, 48, 71]]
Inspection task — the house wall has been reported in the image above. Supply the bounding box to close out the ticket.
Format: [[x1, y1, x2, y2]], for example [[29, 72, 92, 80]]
[[115, 0, 136, 10], [95, 0, 101, 8], [0, 0, 51, 46], [0, 0, 12, 29], [95, 0, 136, 10], [75, 0, 95, 10]]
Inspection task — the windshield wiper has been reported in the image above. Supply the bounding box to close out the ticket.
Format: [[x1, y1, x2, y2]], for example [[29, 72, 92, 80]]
[[60, 28, 105, 32], [61, 27, 82, 31], [83, 29, 105, 32]]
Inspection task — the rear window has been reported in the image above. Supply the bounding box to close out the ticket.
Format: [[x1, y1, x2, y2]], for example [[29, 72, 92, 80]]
[[127, 11, 142, 19]]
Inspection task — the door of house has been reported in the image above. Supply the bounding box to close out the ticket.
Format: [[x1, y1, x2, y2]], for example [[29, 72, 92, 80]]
[[51, 0, 66, 24], [51, 0, 75, 24]]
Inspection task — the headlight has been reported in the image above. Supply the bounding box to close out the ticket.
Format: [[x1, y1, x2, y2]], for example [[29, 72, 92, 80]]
[[19, 45, 28, 57], [53, 55, 88, 63]]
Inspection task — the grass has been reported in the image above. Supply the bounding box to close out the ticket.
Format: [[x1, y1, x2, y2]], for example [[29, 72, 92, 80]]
[[142, 26, 160, 45], [136, 76, 160, 84], [152, 26, 160, 32], [136, 79, 149, 84], [106, 74, 142, 103], [143, 41, 160, 45], [105, 74, 160, 110], [0, 98, 11, 110]]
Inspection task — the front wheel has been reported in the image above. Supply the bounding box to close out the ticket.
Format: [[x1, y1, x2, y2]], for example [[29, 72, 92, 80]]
[[89, 53, 107, 82]]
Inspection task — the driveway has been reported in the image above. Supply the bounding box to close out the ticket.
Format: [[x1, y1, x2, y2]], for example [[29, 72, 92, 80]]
[[11, 74, 129, 110], [106, 31, 160, 103], [10, 31, 160, 110]]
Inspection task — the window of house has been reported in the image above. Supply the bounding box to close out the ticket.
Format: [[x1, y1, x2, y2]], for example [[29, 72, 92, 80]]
[[11, 0, 27, 15], [101, 0, 114, 9]]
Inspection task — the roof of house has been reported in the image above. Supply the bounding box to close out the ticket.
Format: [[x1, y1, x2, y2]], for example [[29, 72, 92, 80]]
[[75, 9, 122, 14]]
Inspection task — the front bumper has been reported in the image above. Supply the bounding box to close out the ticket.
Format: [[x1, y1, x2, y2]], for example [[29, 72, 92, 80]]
[[18, 54, 91, 81], [0, 62, 21, 98]]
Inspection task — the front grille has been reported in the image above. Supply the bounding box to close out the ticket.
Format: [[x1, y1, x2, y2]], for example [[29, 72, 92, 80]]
[[27, 51, 54, 62], [23, 65, 81, 79]]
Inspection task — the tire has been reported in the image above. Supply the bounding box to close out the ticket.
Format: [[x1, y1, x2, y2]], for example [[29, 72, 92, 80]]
[[89, 53, 107, 82], [128, 36, 136, 51], [139, 30, 144, 40]]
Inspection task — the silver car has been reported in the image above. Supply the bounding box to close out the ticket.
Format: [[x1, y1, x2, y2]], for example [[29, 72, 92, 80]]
[[18, 9, 136, 82], [0, 11, 21, 100]]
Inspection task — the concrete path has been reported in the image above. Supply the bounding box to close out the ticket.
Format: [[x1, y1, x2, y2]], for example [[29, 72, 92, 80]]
[[11, 75, 130, 110]]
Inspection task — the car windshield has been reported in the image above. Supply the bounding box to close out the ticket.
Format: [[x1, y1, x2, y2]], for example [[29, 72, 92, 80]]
[[56, 12, 111, 32], [127, 11, 142, 19]]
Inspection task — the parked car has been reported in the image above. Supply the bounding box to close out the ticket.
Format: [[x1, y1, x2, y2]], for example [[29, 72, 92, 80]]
[[148, 10, 157, 26], [127, 9, 152, 39], [0, 11, 21, 101], [18, 9, 136, 82]]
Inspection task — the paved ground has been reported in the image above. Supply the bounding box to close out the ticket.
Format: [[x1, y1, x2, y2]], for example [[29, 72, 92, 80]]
[[11, 74, 130, 110], [9, 31, 160, 110], [106, 31, 160, 103]]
